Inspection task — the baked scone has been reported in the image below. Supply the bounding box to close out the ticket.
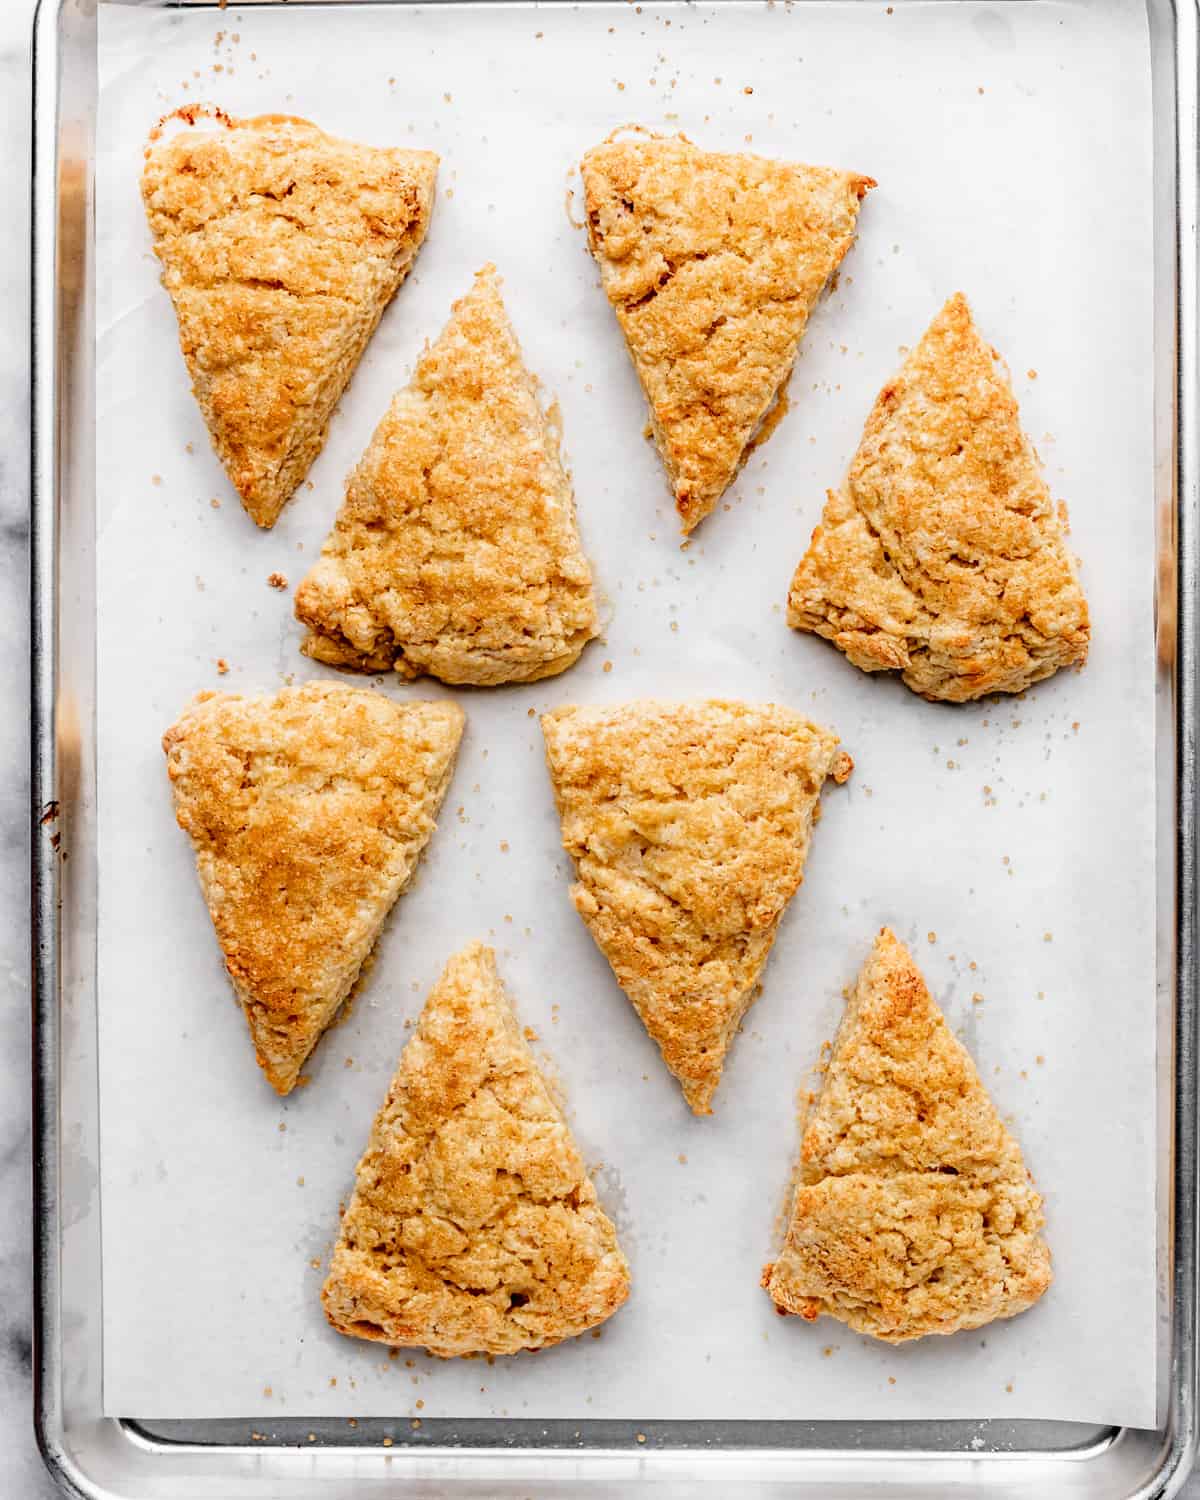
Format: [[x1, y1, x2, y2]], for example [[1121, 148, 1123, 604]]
[[294, 265, 598, 684], [541, 700, 851, 1115], [163, 683, 463, 1094], [787, 294, 1090, 701], [580, 131, 874, 534], [141, 109, 438, 527], [762, 928, 1052, 1342], [322, 942, 631, 1356]]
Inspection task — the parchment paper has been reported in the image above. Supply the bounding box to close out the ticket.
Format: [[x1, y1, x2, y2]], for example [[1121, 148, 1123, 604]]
[[96, 0, 1158, 1427]]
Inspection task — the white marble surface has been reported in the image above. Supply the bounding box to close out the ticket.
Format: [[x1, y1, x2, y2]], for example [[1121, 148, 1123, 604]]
[[0, 2, 1194, 1496], [0, 0, 53, 1493]]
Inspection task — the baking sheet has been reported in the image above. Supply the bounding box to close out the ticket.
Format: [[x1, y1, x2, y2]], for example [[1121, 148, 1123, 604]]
[[95, 0, 1157, 1428]]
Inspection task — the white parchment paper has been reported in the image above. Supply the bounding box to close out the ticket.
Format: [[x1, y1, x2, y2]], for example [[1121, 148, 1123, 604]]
[[96, 0, 1157, 1427]]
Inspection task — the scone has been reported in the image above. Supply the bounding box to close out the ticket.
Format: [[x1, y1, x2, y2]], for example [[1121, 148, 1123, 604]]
[[322, 942, 631, 1356], [787, 294, 1090, 701], [141, 109, 438, 527], [541, 700, 852, 1115], [762, 928, 1052, 1341], [581, 131, 874, 534], [295, 265, 598, 684], [162, 683, 463, 1094]]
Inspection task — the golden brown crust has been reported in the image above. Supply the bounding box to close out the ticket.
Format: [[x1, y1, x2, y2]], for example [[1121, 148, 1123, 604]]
[[541, 700, 848, 1115], [162, 683, 463, 1094], [787, 294, 1090, 701], [141, 111, 438, 527], [581, 131, 873, 533], [762, 928, 1052, 1341], [321, 942, 631, 1356], [294, 265, 598, 685]]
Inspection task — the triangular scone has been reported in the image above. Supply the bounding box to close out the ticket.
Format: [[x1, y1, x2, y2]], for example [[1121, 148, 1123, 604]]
[[322, 942, 631, 1356], [141, 111, 438, 527], [762, 928, 1052, 1342], [787, 294, 1090, 701], [580, 132, 874, 533], [542, 701, 851, 1115], [294, 266, 598, 684], [162, 683, 463, 1094]]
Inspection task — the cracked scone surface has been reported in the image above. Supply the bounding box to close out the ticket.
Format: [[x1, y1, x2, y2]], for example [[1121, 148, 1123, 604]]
[[542, 700, 851, 1115], [322, 942, 631, 1356], [162, 683, 463, 1095], [581, 132, 873, 533], [762, 928, 1052, 1342], [141, 111, 438, 527], [294, 265, 598, 684], [787, 293, 1090, 701]]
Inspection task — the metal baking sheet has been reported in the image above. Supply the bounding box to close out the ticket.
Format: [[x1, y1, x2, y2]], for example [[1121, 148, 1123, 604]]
[[32, 0, 1200, 1495]]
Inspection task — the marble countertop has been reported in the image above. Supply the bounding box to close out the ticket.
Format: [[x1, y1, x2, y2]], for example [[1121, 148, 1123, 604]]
[[0, 3, 1193, 1497], [1, 0, 51, 1492]]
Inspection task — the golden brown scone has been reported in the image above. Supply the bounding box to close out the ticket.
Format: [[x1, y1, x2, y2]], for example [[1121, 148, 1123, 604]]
[[162, 683, 463, 1094], [294, 265, 598, 684], [322, 942, 631, 1356], [762, 928, 1052, 1342], [141, 109, 438, 527], [787, 294, 1090, 701], [541, 700, 851, 1115], [581, 131, 874, 534]]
